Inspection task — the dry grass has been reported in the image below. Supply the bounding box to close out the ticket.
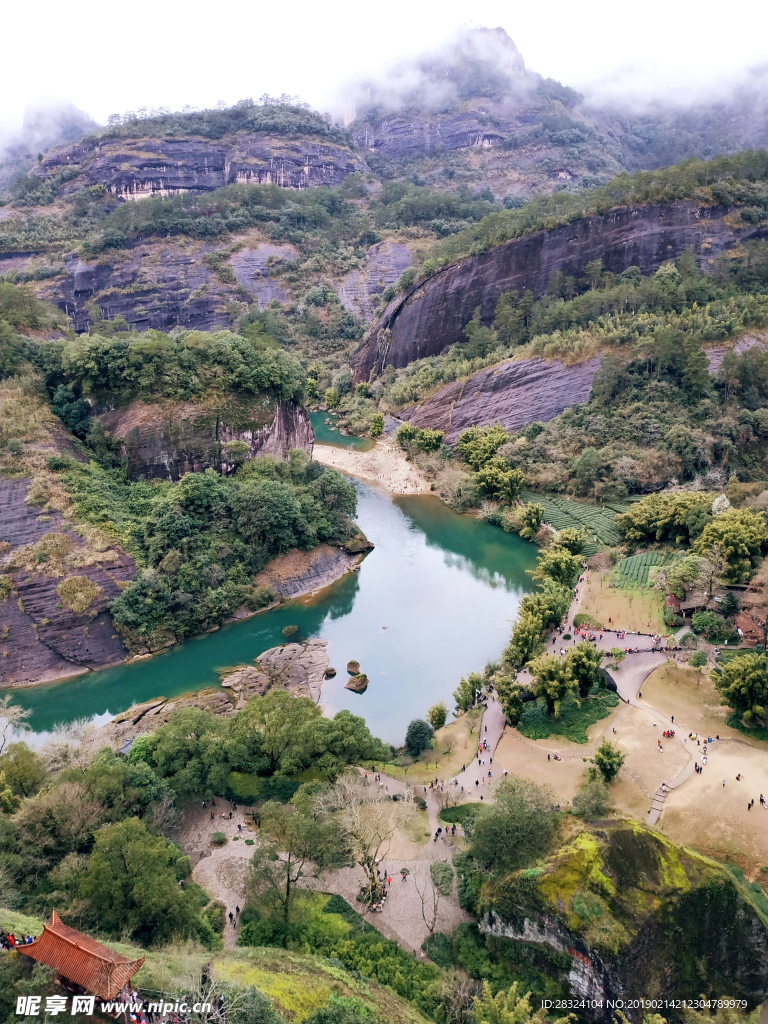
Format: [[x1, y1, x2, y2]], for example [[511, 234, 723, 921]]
[[56, 575, 104, 614], [579, 569, 667, 633], [7, 530, 118, 578]]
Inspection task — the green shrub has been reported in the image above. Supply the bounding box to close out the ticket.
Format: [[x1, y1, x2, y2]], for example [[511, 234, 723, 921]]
[[691, 610, 739, 644], [573, 613, 604, 629], [210, 832, 227, 846]]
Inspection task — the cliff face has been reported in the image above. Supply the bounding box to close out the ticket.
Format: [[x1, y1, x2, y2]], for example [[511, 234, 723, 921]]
[[98, 397, 314, 481], [0, 479, 133, 686], [403, 355, 602, 442], [353, 201, 762, 379], [478, 824, 768, 1019], [35, 134, 368, 198]]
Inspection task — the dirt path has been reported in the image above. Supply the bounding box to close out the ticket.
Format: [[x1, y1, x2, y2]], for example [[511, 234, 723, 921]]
[[313, 439, 430, 495]]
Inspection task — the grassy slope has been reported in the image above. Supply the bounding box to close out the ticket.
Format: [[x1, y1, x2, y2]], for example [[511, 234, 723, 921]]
[[0, 909, 427, 1024]]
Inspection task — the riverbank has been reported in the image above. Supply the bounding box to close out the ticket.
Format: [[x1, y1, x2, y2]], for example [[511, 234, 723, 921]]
[[313, 438, 431, 494]]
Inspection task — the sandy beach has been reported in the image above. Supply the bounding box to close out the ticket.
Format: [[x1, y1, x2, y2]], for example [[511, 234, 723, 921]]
[[313, 439, 431, 495]]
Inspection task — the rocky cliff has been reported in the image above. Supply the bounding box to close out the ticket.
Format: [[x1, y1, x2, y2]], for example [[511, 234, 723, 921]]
[[477, 823, 768, 1019], [0, 478, 133, 686], [403, 356, 602, 442], [98, 396, 314, 481], [353, 201, 763, 379], [34, 133, 368, 198]]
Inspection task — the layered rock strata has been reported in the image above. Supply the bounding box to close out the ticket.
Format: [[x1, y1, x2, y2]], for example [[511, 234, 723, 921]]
[[0, 479, 133, 686], [35, 134, 368, 198], [353, 201, 764, 379], [98, 398, 314, 481], [403, 355, 601, 442]]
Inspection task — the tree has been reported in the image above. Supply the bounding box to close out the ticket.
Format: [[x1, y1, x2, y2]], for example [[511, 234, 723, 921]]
[[565, 642, 603, 698], [418, 429, 445, 452], [324, 388, 340, 409], [690, 610, 738, 645], [503, 609, 546, 669], [571, 779, 614, 819], [453, 672, 482, 712], [474, 980, 572, 1024], [689, 651, 707, 669], [471, 775, 558, 872], [555, 527, 588, 555], [495, 678, 529, 725], [456, 425, 511, 470], [528, 654, 577, 717], [396, 423, 419, 448], [589, 739, 626, 783], [405, 719, 434, 757], [530, 546, 582, 588], [414, 860, 454, 934], [693, 508, 767, 583], [0, 695, 31, 755], [682, 346, 710, 401], [315, 773, 412, 892], [519, 503, 544, 541], [244, 796, 340, 925], [476, 459, 526, 504], [369, 413, 384, 437], [79, 817, 200, 944], [0, 771, 20, 814], [616, 492, 715, 545], [0, 742, 46, 798], [715, 653, 767, 724], [427, 701, 448, 730], [147, 707, 230, 798]]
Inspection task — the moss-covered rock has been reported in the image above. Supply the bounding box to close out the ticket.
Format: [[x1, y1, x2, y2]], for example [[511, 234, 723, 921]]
[[478, 822, 768, 1017]]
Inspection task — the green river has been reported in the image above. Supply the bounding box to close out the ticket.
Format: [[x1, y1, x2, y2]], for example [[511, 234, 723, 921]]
[[15, 444, 537, 745]]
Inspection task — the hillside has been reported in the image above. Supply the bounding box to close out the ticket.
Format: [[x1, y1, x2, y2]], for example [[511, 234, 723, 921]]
[[467, 821, 768, 1012]]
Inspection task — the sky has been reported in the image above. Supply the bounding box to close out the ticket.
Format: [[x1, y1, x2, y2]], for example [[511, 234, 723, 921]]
[[2, 0, 767, 134]]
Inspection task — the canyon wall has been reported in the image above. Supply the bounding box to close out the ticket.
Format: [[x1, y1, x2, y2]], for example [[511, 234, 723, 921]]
[[353, 201, 763, 379], [403, 355, 602, 442], [98, 397, 314, 481], [34, 134, 368, 198], [0, 479, 133, 687]]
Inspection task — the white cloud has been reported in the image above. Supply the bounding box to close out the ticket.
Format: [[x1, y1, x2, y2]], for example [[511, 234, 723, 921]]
[[1, 0, 766, 132]]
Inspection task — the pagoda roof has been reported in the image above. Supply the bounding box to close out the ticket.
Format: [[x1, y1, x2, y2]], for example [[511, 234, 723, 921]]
[[21, 911, 144, 1001]]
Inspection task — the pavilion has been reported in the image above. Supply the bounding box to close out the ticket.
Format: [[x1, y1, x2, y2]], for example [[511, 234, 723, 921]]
[[20, 911, 145, 1001]]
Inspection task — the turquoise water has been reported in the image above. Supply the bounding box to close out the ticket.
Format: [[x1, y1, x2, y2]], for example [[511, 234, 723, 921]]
[[14, 483, 537, 745], [309, 412, 375, 451]]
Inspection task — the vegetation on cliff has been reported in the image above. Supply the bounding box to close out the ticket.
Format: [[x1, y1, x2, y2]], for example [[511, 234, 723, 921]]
[[428, 150, 768, 265]]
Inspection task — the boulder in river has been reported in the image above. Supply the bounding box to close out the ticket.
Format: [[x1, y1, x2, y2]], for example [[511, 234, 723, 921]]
[[282, 624, 299, 637], [325, 667, 337, 678], [345, 673, 368, 693], [347, 660, 360, 674]]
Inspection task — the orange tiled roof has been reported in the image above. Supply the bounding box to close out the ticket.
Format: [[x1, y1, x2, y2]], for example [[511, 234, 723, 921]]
[[21, 911, 144, 1001]]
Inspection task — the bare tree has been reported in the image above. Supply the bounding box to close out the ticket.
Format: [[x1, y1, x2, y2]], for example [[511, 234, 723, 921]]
[[315, 772, 412, 893], [148, 792, 180, 834], [435, 785, 462, 813], [414, 860, 454, 934], [465, 708, 483, 735], [39, 719, 101, 775], [0, 695, 31, 755], [443, 733, 457, 755], [436, 971, 481, 1024]]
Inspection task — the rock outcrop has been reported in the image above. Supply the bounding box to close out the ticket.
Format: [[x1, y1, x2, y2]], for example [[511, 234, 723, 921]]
[[403, 355, 602, 442], [337, 241, 413, 323], [353, 201, 764, 379], [477, 823, 768, 1019], [0, 479, 133, 686], [220, 639, 330, 706], [35, 134, 368, 198], [254, 542, 364, 600], [98, 397, 314, 481]]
